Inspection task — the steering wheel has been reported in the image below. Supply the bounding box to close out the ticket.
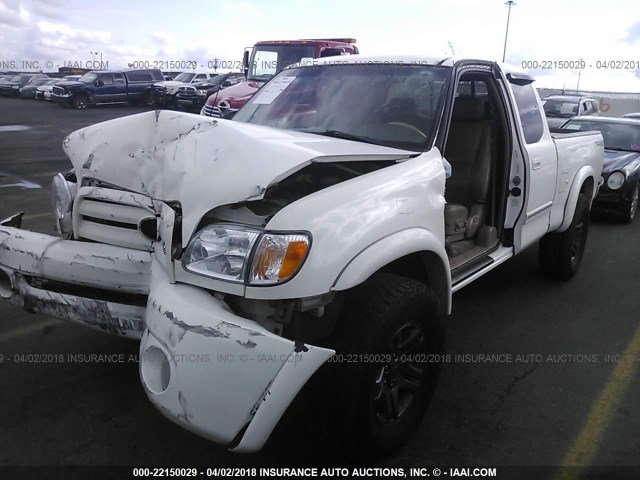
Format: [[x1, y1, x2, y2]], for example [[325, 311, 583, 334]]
[[386, 122, 427, 138]]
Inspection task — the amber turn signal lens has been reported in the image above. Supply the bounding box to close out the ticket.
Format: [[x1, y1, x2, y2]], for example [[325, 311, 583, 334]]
[[279, 241, 309, 280], [249, 234, 310, 285]]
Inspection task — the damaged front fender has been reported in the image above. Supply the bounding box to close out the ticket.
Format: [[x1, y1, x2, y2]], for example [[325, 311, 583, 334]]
[[140, 264, 334, 452]]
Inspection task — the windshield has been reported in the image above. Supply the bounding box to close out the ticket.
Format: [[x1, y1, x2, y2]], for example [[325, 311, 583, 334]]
[[564, 120, 640, 152], [247, 45, 315, 82], [234, 64, 451, 152], [543, 98, 580, 118], [173, 72, 196, 82], [10, 75, 28, 82], [79, 72, 98, 83], [208, 74, 225, 84], [31, 78, 51, 86]]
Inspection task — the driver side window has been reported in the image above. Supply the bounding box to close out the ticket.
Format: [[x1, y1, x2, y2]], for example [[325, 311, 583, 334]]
[[98, 74, 113, 85]]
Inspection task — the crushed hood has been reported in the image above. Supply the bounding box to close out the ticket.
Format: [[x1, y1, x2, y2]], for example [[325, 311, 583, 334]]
[[63, 110, 416, 241]]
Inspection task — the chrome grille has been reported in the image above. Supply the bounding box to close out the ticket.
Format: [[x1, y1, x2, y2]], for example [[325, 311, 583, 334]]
[[202, 105, 222, 117], [178, 86, 196, 95], [73, 187, 156, 251]]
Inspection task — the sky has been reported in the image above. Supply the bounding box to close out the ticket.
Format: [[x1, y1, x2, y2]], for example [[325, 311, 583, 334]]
[[1, 0, 640, 92]]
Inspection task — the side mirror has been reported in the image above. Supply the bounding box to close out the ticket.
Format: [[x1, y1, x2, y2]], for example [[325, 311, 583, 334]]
[[95, 80, 104, 87], [243, 50, 250, 77], [222, 80, 232, 87]]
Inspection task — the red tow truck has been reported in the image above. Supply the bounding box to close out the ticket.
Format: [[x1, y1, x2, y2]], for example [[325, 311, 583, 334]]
[[200, 38, 358, 117]]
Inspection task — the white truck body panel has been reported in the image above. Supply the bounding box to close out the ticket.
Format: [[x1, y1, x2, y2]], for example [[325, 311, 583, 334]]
[[0, 54, 604, 452]]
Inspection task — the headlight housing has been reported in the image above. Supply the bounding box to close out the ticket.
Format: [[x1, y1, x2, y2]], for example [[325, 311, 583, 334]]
[[607, 171, 625, 190], [250, 233, 311, 284], [51, 172, 77, 234], [196, 90, 207, 96], [183, 225, 310, 285]]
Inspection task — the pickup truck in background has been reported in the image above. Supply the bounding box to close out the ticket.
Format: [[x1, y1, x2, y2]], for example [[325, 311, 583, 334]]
[[0, 55, 603, 456], [200, 38, 359, 117], [35, 76, 81, 101], [175, 72, 245, 113], [150, 71, 219, 107], [51, 69, 164, 109], [542, 94, 600, 128]]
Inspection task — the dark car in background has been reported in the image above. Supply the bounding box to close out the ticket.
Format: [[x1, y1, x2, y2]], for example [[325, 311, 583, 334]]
[[52, 69, 164, 109], [543, 95, 600, 128], [175, 72, 245, 113], [0, 73, 49, 96], [18, 77, 54, 98], [562, 116, 640, 222]]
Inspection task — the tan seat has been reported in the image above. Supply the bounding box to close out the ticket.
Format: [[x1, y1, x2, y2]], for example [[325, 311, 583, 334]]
[[444, 97, 492, 252]]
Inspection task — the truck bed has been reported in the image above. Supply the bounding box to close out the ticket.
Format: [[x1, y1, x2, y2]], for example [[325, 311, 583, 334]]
[[549, 128, 603, 139]]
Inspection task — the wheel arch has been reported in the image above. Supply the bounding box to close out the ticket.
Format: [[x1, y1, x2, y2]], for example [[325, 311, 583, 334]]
[[558, 167, 596, 232], [331, 228, 452, 315]]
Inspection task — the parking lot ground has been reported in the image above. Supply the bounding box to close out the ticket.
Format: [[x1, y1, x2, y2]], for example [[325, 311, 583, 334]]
[[0, 97, 639, 475]]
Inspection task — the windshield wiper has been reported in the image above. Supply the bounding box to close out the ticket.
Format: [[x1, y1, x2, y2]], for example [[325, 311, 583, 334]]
[[306, 129, 386, 146]]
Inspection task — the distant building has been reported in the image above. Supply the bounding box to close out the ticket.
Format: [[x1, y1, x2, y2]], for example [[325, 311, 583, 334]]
[[58, 66, 91, 76]]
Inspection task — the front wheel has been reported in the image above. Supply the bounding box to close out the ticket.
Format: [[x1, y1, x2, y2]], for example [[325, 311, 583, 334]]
[[620, 181, 639, 224], [71, 95, 89, 109], [539, 193, 590, 280], [310, 273, 444, 457]]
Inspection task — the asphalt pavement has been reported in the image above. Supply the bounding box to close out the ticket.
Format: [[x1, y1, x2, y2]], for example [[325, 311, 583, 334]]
[[0, 97, 638, 477]]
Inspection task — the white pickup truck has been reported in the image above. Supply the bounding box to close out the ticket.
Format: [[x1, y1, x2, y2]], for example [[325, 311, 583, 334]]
[[0, 55, 603, 455]]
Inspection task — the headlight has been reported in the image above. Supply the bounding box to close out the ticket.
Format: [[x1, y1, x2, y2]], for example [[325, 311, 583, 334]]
[[250, 233, 310, 284], [607, 171, 625, 190], [51, 173, 77, 234], [183, 225, 261, 282], [183, 225, 311, 285], [196, 90, 207, 96], [12, 85, 18, 89]]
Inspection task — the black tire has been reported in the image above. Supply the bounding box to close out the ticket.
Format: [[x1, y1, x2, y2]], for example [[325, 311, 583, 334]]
[[620, 182, 639, 224], [539, 193, 590, 280], [71, 95, 89, 109], [310, 273, 444, 457], [142, 91, 156, 107]]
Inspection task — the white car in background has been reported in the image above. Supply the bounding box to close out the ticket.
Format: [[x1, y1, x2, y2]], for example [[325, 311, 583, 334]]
[[36, 75, 81, 101]]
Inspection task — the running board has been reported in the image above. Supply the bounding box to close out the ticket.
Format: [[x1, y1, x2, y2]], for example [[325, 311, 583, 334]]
[[451, 246, 514, 293]]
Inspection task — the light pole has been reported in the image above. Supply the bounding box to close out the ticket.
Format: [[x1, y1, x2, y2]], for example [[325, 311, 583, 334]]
[[576, 69, 581, 91], [502, 1, 516, 63]]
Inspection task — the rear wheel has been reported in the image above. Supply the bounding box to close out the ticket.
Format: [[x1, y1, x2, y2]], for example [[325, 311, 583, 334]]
[[310, 273, 444, 457], [620, 181, 639, 224], [142, 91, 156, 107], [539, 193, 590, 280]]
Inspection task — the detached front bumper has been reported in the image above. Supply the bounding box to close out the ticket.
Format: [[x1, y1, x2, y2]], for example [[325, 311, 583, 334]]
[[0, 215, 151, 338], [140, 264, 334, 452], [1, 214, 334, 451]]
